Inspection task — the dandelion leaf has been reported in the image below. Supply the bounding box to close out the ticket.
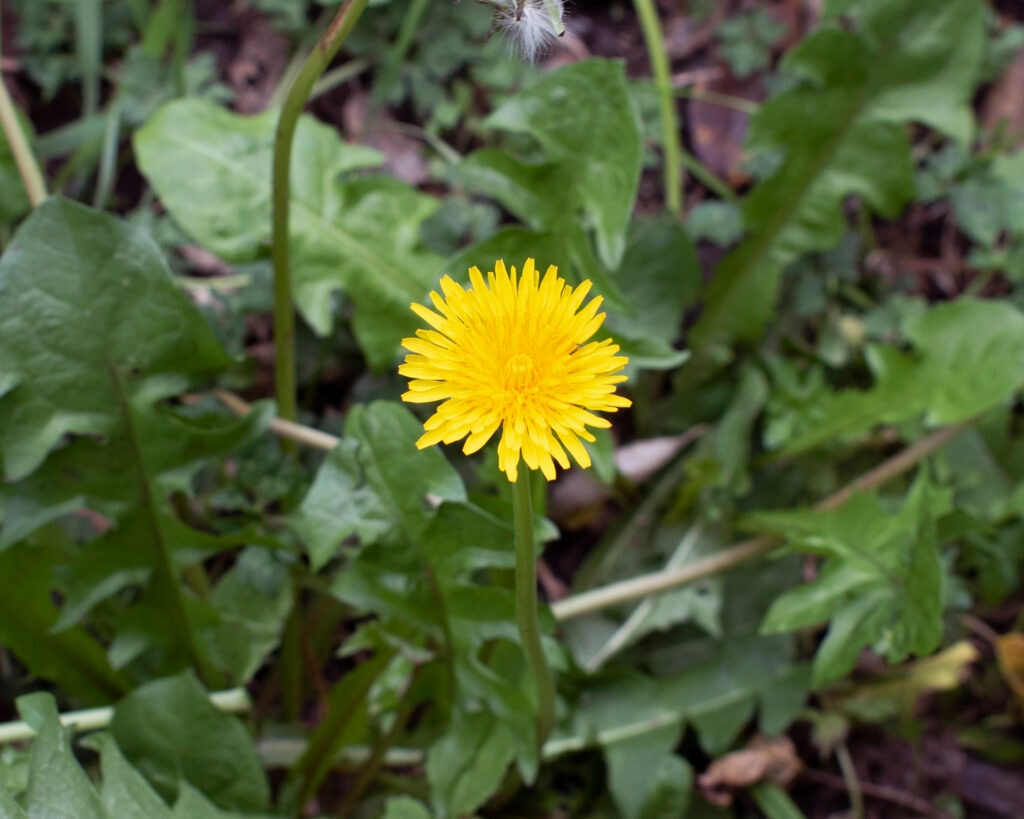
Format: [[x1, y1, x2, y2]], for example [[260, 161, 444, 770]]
[[692, 0, 985, 354], [134, 99, 442, 369]]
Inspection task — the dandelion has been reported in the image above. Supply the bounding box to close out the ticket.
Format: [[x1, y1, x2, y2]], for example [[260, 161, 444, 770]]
[[486, 0, 566, 63], [400, 258, 630, 482]]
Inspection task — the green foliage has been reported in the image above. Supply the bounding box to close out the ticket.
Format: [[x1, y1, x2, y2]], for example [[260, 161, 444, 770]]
[[111, 672, 269, 811], [0, 690, 271, 818], [0, 199, 270, 685], [777, 299, 1024, 454], [692, 0, 985, 355], [759, 474, 948, 685], [717, 9, 788, 79], [5, 0, 1024, 815], [134, 99, 441, 370], [459, 58, 643, 271]]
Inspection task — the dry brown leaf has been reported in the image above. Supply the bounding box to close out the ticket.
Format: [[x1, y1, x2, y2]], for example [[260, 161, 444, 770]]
[[994, 632, 1024, 706], [698, 735, 803, 807], [981, 50, 1024, 146]]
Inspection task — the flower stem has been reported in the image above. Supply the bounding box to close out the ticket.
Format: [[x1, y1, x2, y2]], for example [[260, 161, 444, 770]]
[[0, 67, 47, 207], [271, 0, 369, 432], [512, 469, 555, 747], [632, 0, 681, 215]]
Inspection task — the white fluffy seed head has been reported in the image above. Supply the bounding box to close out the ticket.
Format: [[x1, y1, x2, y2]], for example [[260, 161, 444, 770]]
[[494, 0, 566, 63]]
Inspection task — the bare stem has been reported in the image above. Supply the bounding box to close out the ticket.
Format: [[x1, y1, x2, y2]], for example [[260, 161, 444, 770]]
[[0, 72, 47, 207], [632, 0, 681, 214], [514, 469, 556, 748], [271, 0, 370, 433], [550, 420, 971, 621]]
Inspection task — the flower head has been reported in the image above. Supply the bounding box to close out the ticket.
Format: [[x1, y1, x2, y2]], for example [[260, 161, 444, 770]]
[[399, 259, 630, 482], [492, 0, 565, 63]]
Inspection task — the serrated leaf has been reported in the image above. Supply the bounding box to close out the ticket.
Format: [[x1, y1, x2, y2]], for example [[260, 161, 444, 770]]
[[482, 59, 642, 269], [110, 671, 269, 812], [0, 540, 132, 705], [134, 99, 442, 368], [0, 198, 231, 481], [692, 0, 984, 353], [781, 299, 1024, 454], [0, 199, 266, 679], [760, 475, 948, 685], [297, 402, 465, 573]]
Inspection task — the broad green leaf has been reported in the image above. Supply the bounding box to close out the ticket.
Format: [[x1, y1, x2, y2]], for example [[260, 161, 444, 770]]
[[95, 735, 174, 819], [824, 0, 984, 140], [110, 671, 269, 812], [199, 547, 294, 685], [298, 402, 465, 572], [750, 782, 809, 819], [0, 784, 28, 819], [575, 675, 691, 819], [17, 693, 106, 819], [482, 59, 642, 269], [134, 99, 442, 368], [381, 797, 432, 819], [426, 709, 517, 819], [604, 216, 699, 371], [0, 198, 231, 481], [0, 540, 132, 705], [781, 299, 1024, 454], [0, 199, 266, 678], [760, 475, 949, 685], [691, 0, 985, 353]]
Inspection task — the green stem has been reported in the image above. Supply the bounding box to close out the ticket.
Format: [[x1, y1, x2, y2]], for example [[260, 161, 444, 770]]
[[512, 469, 555, 748], [0, 66, 47, 207], [632, 0, 682, 215], [271, 0, 370, 430]]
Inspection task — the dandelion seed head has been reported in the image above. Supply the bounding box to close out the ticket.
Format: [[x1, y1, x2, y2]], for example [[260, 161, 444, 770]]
[[399, 258, 630, 483], [495, 0, 565, 63]]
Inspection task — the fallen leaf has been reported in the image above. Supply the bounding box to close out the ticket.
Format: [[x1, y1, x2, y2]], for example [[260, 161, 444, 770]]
[[994, 632, 1024, 706], [698, 735, 803, 807]]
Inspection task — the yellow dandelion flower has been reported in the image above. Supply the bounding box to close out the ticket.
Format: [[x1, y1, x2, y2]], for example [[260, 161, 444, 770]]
[[399, 258, 631, 482]]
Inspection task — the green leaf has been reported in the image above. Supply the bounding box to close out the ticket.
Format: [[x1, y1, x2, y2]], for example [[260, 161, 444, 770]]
[[199, 547, 294, 685], [16, 693, 106, 819], [0, 784, 28, 819], [95, 734, 174, 819], [0, 199, 265, 678], [482, 59, 643, 269], [760, 475, 948, 685], [134, 99, 442, 368], [691, 0, 984, 353], [605, 217, 699, 371], [426, 709, 517, 819], [0, 198, 231, 481], [0, 535, 132, 703], [110, 671, 269, 812], [782, 299, 1024, 454], [381, 796, 432, 819], [750, 782, 809, 819], [297, 402, 465, 572]]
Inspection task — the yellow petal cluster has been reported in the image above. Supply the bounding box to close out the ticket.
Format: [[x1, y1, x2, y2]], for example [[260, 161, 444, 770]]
[[399, 258, 630, 482]]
